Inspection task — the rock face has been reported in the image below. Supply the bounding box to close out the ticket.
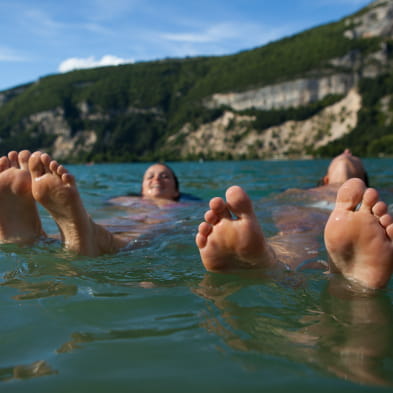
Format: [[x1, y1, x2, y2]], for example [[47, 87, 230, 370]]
[[344, 0, 393, 39], [169, 89, 361, 159], [167, 0, 392, 159], [206, 74, 357, 111], [24, 108, 97, 160], [203, 0, 392, 112]]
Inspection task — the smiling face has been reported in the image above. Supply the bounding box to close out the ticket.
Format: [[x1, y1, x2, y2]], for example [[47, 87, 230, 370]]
[[141, 164, 180, 201]]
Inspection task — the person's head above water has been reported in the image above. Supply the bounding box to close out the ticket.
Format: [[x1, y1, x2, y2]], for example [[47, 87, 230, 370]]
[[322, 149, 369, 187], [141, 163, 180, 201]]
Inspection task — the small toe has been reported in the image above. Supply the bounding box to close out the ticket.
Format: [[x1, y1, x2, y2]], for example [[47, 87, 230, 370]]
[[198, 222, 212, 237], [386, 223, 393, 240], [18, 150, 31, 171], [380, 214, 393, 228], [0, 156, 10, 171], [372, 201, 388, 218], [359, 188, 379, 213], [8, 151, 18, 168], [196, 222, 213, 248], [204, 210, 219, 225], [209, 197, 232, 219]]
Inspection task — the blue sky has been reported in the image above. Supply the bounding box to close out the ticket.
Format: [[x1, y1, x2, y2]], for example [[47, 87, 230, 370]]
[[0, 0, 372, 91]]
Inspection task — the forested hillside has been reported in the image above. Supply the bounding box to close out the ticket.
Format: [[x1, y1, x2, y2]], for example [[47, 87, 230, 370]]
[[0, 0, 392, 162]]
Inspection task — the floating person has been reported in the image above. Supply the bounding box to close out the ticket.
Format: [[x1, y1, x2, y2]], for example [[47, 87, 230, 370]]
[[0, 150, 201, 257], [277, 148, 369, 206], [0, 149, 203, 254], [195, 179, 393, 290], [270, 148, 369, 239], [107, 162, 201, 209], [107, 163, 181, 208], [195, 149, 369, 272], [318, 148, 368, 187], [2, 149, 392, 290], [195, 149, 393, 290]]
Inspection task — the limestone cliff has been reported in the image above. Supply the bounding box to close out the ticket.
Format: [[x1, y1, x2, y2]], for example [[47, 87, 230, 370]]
[[168, 89, 361, 159], [205, 74, 357, 111], [25, 108, 97, 160]]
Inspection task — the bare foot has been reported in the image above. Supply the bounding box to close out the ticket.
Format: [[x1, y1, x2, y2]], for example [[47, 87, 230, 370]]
[[0, 150, 44, 244], [324, 178, 393, 289], [29, 151, 128, 256], [195, 186, 278, 271]]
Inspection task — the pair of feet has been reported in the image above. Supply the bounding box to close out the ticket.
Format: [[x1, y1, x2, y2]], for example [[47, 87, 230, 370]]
[[0, 150, 126, 256], [2, 150, 392, 289], [196, 179, 393, 290]]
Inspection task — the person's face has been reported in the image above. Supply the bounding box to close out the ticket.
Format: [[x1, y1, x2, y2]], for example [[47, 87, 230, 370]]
[[141, 164, 179, 201]]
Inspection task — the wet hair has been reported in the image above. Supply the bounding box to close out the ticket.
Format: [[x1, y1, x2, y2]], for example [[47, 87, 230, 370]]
[[162, 163, 179, 193], [363, 171, 370, 187], [163, 163, 180, 200]]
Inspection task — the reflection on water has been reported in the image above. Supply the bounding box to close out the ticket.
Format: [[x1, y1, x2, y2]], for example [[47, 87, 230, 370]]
[[0, 360, 57, 382], [2, 278, 77, 300], [57, 317, 200, 354], [1, 159, 393, 391], [194, 273, 393, 387]]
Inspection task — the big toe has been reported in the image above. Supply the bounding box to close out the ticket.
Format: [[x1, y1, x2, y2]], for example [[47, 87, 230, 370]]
[[335, 178, 366, 211], [225, 186, 255, 219], [29, 152, 46, 178], [18, 150, 31, 171]]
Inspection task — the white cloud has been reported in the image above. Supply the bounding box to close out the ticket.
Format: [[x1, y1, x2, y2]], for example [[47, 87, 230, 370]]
[[161, 23, 284, 44], [0, 46, 26, 62], [58, 55, 134, 73], [161, 23, 248, 44], [158, 21, 289, 56]]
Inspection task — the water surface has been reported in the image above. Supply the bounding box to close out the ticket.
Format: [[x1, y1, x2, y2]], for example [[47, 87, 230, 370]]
[[1, 158, 393, 393]]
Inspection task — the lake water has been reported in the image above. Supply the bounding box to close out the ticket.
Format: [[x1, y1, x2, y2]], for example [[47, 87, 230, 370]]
[[2, 158, 393, 392]]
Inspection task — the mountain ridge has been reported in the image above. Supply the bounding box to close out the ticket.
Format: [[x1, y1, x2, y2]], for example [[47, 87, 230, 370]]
[[0, 0, 392, 162]]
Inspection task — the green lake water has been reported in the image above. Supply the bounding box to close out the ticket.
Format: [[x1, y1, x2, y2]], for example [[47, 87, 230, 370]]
[[1, 158, 393, 393]]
